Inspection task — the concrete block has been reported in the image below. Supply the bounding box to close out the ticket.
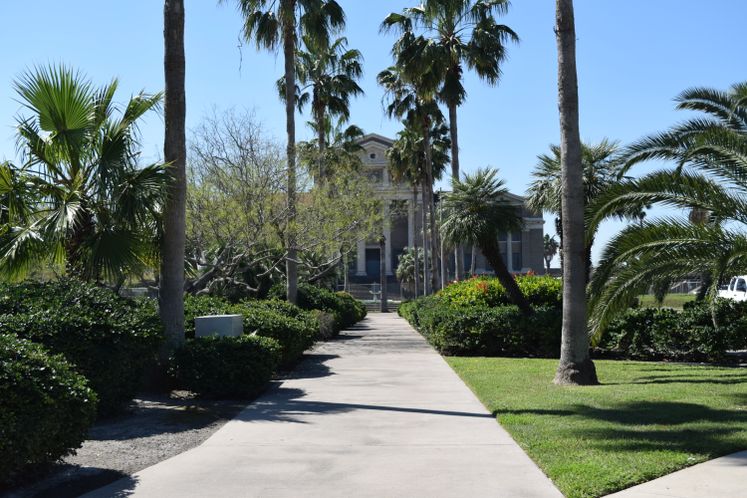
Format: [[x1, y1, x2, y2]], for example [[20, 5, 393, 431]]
[[194, 315, 243, 338]]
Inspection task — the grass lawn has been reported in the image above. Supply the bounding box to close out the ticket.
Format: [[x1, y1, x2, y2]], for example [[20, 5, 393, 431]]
[[638, 293, 695, 309], [447, 357, 747, 498]]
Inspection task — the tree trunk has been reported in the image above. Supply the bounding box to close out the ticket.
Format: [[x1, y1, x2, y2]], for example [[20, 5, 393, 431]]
[[448, 102, 465, 281], [316, 98, 326, 181], [481, 237, 531, 315], [470, 245, 477, 275], [423, 124, 440, 292], [283, 3, 299, 305], [412, 187, 420, 298], [421, 181, 431, 296], [379, 236, 388, 312], [160, 0, 187, 358], [554, 0, 598, 385]]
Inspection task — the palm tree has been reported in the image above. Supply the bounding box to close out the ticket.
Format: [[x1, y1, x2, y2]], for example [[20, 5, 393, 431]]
[[387, 119, 450, 296], [382, 0, 518, 281], [226, 0, 345, 304], [587, 82, 747, 338], [543, 234, 558, 274], [2, 65, 167, 283], [553, 0, 598, 385], [378, 63, 446, 291], [161, 0, 188, 354], [441, 168, 531, 314], [526, 139, 624, 280], [280, 36, 363, 180]]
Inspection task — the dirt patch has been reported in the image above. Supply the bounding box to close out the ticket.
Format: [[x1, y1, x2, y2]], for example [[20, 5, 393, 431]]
[[4, 393, 247, 498]]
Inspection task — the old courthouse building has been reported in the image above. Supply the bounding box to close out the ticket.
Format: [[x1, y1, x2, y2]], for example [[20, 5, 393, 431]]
[[351, 134, 545, 283]]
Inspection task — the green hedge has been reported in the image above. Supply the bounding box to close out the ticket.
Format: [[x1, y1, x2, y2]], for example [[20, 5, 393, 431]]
[[170, 335, 281, 399], [184, 295, 320, 367], [0, 280, 163, 417], [268, 284, 366, 331], [0, 333, 97, 484], [399, 296, 561, 357], [597, 299, 747, 362], [437, 275, 562, 308]]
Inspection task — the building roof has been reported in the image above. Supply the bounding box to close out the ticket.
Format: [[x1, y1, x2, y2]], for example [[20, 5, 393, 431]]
[[357, 133, 395, 148]]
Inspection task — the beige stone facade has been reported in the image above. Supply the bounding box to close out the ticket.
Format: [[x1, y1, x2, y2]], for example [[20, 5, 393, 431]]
[[352, 133, 544, 282]]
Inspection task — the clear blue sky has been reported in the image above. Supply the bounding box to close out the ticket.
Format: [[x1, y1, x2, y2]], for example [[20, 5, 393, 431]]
[[1, 1, 745, 264]]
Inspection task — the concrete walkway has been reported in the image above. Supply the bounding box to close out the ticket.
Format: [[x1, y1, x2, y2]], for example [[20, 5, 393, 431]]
[[85, 314, 562, 497], [606, 450, 747, 498]]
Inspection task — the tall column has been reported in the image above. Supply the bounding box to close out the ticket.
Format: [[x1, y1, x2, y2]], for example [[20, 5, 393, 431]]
[[407, 200, 415, 248], [384, 202, 393, 275], [506, 232, 514, 273], [356, 239, 366, 276]]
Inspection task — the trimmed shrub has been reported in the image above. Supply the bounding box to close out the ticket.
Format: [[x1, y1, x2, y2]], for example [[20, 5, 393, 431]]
[[438, 275, 562, 308], [268, 283, 366, 331], [0, 280, 163, 417], [170, 335, 281, 399], [597, 299, 747, 362], [0, 334, 97, 484], [233, 301, 317, 367], [415, 302, 561, 357], [183, 295, 319, 367]]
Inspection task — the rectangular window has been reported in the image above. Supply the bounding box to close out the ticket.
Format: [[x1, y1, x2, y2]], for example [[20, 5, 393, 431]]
[[512, 252, 522, 271]]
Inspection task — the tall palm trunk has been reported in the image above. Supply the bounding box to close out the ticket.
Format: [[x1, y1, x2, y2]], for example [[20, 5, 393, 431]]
[[421, 181, 431, 295], [448, 102, 465, 281], [554, 0, 598, 385], [315, 96, 326, 180], [160, 0, 187, 357], [282, 0, 299, 305], [412, 186, 420, 298], [481, 237, 531, 315], [423, 122, 440, 292]]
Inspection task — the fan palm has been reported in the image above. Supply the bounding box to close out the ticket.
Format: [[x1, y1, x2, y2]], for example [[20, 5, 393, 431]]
[[1, 65, 167, 282], [279, 36, 363, 179], [388, 122, 450, 296], [526, 139, 624, 280], [382, 0, 518, 280], [543, 234, 558, 274], [441, 168, 530, 314], [378, 62, 447, 291], [587, 82, 747, 340], [225, 0, 345, 304]]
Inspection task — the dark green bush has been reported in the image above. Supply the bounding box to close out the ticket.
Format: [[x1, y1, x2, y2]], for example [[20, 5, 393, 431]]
[[232, 302, 317, 367], [170, 335, 281, 399], [183, 295, 319, 367], [0, 333, 97, 484], [399, 296, 561, 357], [597, 299, 747, 362], [0, 280, 163, 417], [268, 283, 366, 331]]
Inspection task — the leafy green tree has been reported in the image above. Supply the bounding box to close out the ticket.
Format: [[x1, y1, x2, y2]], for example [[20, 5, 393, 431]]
[[279, 36, 363, 180], [554, 0, 598, 385], [162, 0, 188, 353], [588, 82, 747, 339], [0, 66, 167, 283], [441, 168, 530, 314], [526, 139, 624, 280], [383, 0, 518, 280], [225, 0, 345, 304]]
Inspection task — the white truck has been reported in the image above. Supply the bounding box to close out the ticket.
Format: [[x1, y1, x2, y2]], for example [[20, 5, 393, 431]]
[[718, 276, 747, 301]]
